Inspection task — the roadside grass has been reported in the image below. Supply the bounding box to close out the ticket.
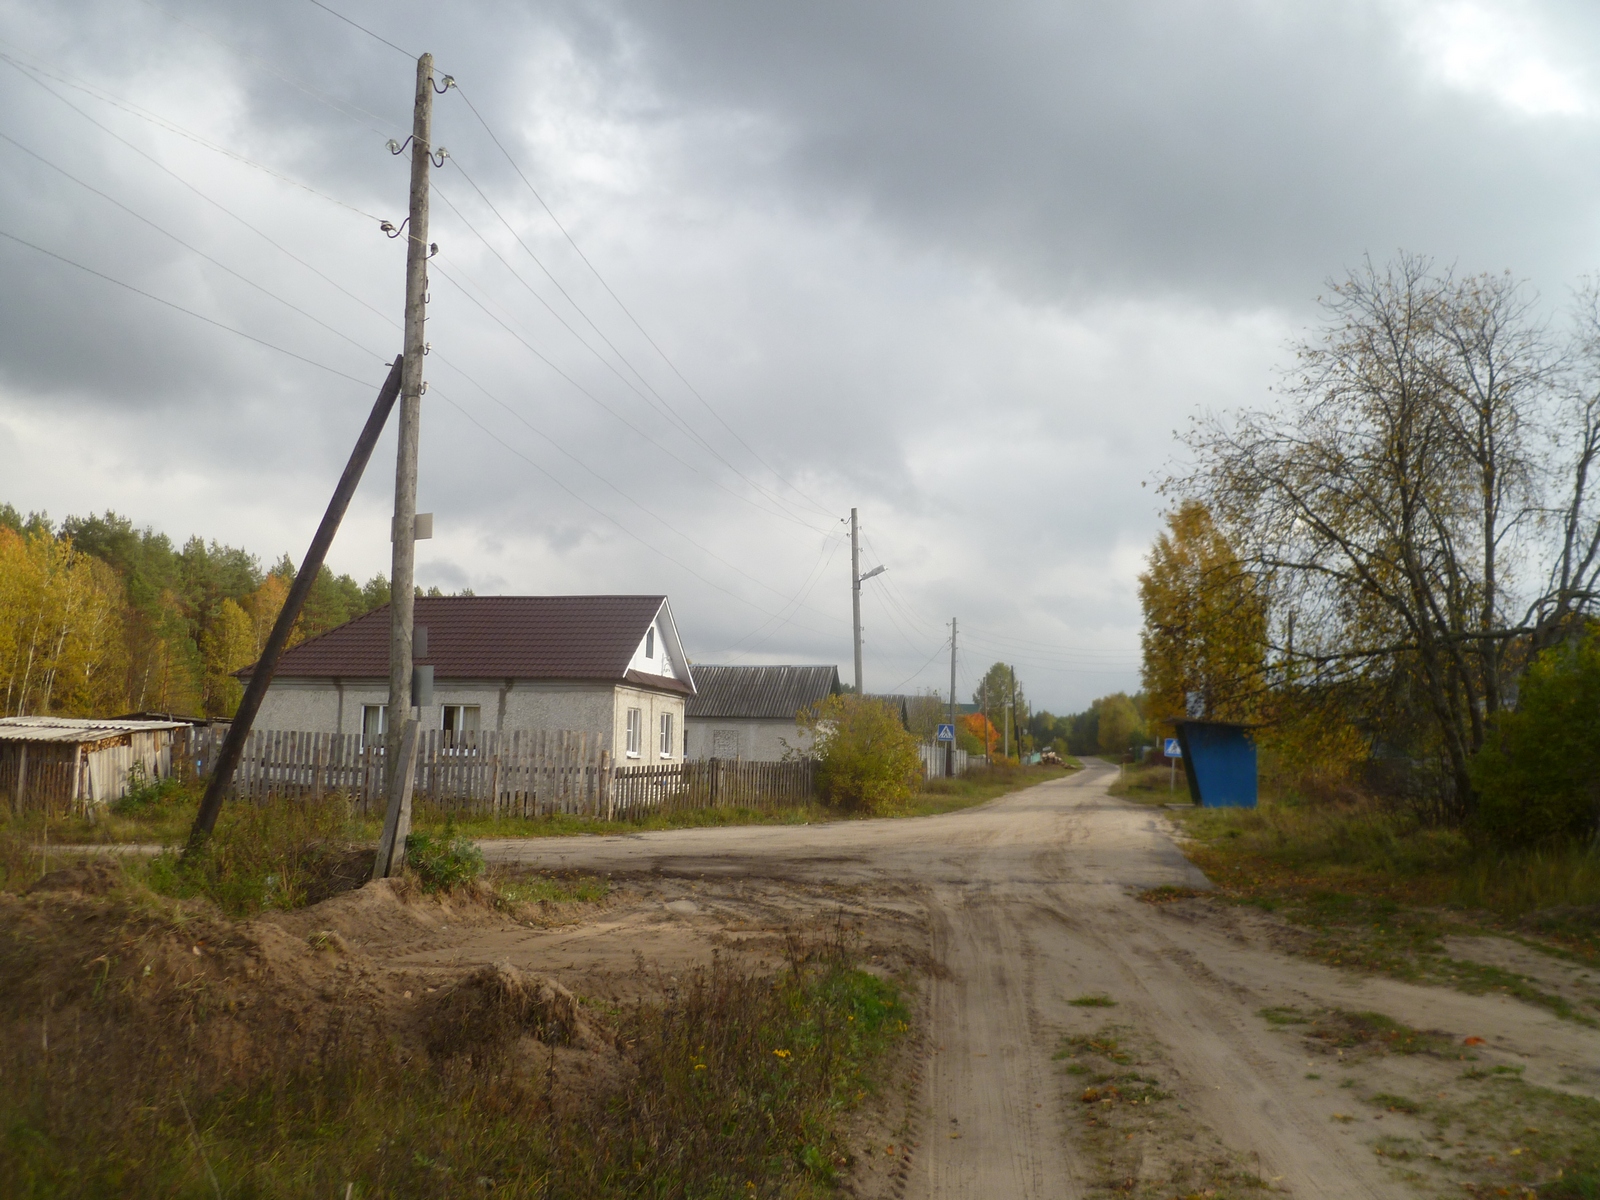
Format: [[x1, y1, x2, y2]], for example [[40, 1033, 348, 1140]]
[[0, 901, 910, 1200], [1256, 1004, 1600, 1196], [1054, 1023, 1270, 1198], [1170, 798, 1600, 1019], [1107, 761, 1193, 806], [489, 867, 611, 906]]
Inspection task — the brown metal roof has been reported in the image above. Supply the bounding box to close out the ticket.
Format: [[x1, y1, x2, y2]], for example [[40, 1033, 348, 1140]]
[[685, 664, 840, 720], [245, 595, 679, 686]]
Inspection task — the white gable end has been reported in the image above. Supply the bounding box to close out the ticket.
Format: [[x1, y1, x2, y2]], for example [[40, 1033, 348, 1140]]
[[625, 600, 693, 688]]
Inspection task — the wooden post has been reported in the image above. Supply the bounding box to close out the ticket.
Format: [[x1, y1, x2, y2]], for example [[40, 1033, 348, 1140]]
[[185, 358, 405, 849], [373, 718, 420, 880]]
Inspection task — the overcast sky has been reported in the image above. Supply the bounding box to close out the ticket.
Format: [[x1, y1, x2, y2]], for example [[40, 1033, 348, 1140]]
[[3, 0, 1600, 710]]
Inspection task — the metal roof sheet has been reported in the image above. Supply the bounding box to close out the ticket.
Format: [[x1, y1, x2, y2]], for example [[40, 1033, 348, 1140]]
[[246, 595, 684, 687], [0, 717, 188, 743], [685, 665, 840, 720]]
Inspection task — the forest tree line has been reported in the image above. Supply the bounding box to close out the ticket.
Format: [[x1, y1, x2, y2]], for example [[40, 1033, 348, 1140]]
[[0, 503, 439, 720]]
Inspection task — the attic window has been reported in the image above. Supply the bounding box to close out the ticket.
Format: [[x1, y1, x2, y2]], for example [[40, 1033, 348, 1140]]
[[645, 627, 655, 659]]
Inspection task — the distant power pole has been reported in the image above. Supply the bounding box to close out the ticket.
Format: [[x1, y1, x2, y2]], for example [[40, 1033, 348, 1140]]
[[849, 506, 885, 694], [946, 617, 957, 777], [386, 53, 435, 808], [850, 508, 862, 693]]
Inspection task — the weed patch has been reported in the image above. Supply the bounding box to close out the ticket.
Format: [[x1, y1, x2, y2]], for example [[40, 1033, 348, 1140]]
[[405, 821, 485, 892], [140, 794, 361, 916], [1054, 1023, 1269, 1198]]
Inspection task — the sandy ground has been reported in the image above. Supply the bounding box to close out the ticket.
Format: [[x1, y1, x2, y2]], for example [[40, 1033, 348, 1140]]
[[441, 759, 1600, 1200]]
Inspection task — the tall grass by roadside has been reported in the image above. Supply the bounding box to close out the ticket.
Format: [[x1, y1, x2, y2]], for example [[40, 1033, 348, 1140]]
[[1181, 798, 1600, 916], [140, 793, 365, 916]]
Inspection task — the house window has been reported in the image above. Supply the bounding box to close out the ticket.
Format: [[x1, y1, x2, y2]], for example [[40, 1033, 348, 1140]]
[[361, 704, 387, 747], [625, 707, 642, 757], [659, 712, 674, 758], [645, 627, 655, 659], [441, 705, 480, 742]]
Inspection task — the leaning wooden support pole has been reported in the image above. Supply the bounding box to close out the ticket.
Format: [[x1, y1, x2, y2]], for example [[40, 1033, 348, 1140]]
[[185, 356, 404, 853], [371, 718, 420, 880]]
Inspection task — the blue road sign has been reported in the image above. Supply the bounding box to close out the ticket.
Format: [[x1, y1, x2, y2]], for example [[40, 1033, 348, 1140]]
[[1164, 737, 1183, 758], [936, 723, 956, 742]]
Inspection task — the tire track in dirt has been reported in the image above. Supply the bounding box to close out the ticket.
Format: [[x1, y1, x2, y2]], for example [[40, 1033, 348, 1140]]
[[478, 762, 1598, 1198]]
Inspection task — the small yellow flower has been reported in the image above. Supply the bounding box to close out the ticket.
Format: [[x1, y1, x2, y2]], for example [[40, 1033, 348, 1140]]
[[773, 1049, 791, 1058], [694, 1063, 707, 1071]]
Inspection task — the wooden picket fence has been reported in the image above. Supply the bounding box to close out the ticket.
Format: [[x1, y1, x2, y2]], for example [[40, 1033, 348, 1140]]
[[170, 725, 814, 819]]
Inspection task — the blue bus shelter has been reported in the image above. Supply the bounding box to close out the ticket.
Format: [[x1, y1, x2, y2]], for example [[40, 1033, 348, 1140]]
[[1173, 720, 1257, 808]]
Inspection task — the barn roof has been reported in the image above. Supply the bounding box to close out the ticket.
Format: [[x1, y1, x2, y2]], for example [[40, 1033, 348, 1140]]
[[0, 717, 188, 744], [244, 595, 692, 693], [685, 665, 840, 720]]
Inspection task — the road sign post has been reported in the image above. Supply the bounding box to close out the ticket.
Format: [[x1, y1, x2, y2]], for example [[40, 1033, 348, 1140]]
[[1164, 737, 1182, 793]]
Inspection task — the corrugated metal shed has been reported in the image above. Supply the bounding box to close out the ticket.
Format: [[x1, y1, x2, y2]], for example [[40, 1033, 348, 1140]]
[[686, 665, 840, 720], [0, 717, 187, 743]]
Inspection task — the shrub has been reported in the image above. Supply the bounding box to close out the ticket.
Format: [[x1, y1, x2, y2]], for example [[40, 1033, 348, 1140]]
[[109, 760, 184, 815], [405, 821, 485, 892], [1472, 631, 1600, 847], [800, 694, 923, 815]]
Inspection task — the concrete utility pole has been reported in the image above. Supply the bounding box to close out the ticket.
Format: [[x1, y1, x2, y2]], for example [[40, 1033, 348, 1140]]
[[946, 617, 957, 777], [386, 53, 434, 809], [850, 508, 862, 693]]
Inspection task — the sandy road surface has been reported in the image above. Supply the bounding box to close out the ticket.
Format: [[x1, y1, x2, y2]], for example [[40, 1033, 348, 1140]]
[[469, 762, 1597, 1199]]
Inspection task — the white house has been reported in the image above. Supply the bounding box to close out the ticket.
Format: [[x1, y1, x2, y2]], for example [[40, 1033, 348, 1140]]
[[245, 595, 694, 762], [684, 664, 840, 762]]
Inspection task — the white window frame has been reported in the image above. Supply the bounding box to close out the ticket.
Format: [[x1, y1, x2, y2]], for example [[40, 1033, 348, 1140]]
[[625, 707, 642, 758], [361, 704, 387, 748], [645, 627, 655, 659], [659, 711, 673, 758]]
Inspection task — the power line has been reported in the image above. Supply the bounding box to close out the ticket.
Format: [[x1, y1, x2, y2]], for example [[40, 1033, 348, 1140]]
[[0, 227, 376, 386], [887, 636, 952, 694], [426, 256, 831, 537], [304, 0, 413, 59], [424, 355, 848, 623], [431, 386, 845, 636], [452, 82, 839, 520], [0, 48, 391, 224], [133, 0, 403, 139], [438, 160, 830, 531], [0, 127, 388, 364]]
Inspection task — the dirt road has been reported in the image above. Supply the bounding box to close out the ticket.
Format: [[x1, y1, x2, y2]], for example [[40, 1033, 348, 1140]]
[[465, 761, 1597, 1199]]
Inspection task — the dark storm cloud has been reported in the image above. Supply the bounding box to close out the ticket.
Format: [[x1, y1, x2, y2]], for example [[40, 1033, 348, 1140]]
[[570, 0, 1600, 300], [4, 0, 1599, 707]]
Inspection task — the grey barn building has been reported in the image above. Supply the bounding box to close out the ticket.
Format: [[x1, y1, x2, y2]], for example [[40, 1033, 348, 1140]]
[[246, 595, 694, 762], [684, 664, 841, 762]]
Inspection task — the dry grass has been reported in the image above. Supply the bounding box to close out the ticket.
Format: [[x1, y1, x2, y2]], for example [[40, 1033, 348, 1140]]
[[0, 870, 909, 1199]]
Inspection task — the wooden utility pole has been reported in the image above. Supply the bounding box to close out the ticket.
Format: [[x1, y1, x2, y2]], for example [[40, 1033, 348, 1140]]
[[385, 52, 435, 825], [946, 617, 957, 777], [850, 508, 862, 693]]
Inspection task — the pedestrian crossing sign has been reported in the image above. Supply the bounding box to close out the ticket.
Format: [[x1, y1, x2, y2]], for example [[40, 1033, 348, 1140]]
[[936, 723, 956, 742], [1164, 737, 1182, 757]]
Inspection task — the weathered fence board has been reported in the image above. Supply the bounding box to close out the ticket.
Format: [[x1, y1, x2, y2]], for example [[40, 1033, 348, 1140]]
[[168, 725, 813, 819]]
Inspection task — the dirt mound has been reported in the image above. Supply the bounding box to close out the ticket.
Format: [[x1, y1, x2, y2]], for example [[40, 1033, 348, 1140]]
[[425, 962, 607, 1056], [26, 857, 129, 897]]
